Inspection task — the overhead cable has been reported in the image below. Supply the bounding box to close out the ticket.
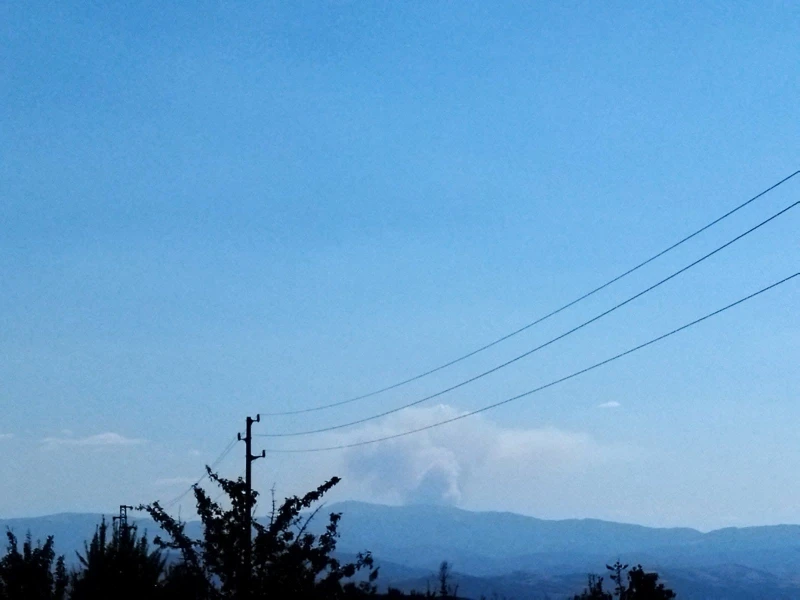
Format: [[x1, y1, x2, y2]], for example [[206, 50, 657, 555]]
[[262, 170, 799, 417], [262, 272, 798, 452], [162, 436, 239, 509], [258, 199, 799, 437]]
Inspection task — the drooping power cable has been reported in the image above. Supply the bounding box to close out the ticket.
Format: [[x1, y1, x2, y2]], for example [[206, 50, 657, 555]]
[[258, 199, 799, 437], [262, 272, 798, 452]]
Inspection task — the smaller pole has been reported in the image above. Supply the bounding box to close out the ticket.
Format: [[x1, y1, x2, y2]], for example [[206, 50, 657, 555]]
[[112, 505, 134, 533]]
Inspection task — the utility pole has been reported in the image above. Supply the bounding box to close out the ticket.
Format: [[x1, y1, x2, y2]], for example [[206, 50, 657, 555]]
[[238, 414, 264, 599]]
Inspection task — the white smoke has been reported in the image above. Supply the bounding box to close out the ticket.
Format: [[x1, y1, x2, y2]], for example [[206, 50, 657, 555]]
[[339, 404, 620, 507]]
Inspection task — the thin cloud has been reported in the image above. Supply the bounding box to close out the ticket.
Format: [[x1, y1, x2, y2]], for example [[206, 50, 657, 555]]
[[597, 401, 621, 409], [41, 432, 146, 447], [0, 433, 13, 441]]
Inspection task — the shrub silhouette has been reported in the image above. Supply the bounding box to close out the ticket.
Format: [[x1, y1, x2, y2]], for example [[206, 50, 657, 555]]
[[0, 530, 67, 600], [437, 560, 458, 598], [69, 518, 166, 600], [573, 574, 612, 599], [623, 565, 676, 599], [0, 482, 681, 600], [141, 468, 378, 599], [574, 563, 676, 599]]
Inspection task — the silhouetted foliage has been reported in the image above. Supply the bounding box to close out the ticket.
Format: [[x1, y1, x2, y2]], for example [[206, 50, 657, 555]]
[[69, 518, 166, 600], [0, 476, 683, 600], [141, 468, 378, 599], [395, 563, 466, 599], [573, 574, 612, 599], [607, 561, 629, 598], [437, 561, 458, 598], [0, 530, 67, 600], [574, 563, 676, 599], [623, 565, 676, 599]]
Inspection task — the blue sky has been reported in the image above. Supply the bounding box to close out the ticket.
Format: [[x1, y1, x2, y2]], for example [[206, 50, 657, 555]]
[[1, 2, 798, 529]]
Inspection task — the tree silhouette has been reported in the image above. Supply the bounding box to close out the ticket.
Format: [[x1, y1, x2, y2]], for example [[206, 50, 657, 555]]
[[69, 517, 166, 600], [575, 563, 676, 600], [606, 561, 629, 598], [437, 561, 458, 598], [0, 531, 67, 600], [573, 574, 612, 600], [623, 565, 676, 599], [141, 468, 378, 599]]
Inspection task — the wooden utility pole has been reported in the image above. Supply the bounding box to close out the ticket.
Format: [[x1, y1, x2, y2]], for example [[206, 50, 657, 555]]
[[238, 414, 264, 599]]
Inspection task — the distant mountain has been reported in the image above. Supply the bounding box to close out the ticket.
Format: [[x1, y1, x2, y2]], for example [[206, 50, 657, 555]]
[[321, 502, 800, 575], [0, 513, 115, 560], [4, 502, 800, 599], [0, 512, 199, 562], [317, 502, 800, 598], [320, 501, 702, 575]]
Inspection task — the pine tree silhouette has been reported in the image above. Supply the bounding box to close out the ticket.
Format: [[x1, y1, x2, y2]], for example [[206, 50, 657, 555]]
[[0, 531, 67, 600], [69, 517, 166, 600]]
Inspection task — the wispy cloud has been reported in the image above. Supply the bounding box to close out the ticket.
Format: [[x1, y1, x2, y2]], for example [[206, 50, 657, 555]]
[[597, 401, 621, 409], [0, 433, 13, 441], [41, 432, 146, 447]]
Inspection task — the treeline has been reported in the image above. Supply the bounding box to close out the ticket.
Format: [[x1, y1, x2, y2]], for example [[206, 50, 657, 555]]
[[0, 471, 675, 600]]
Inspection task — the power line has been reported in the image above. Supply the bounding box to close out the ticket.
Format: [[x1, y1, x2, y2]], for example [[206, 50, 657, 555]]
[[257, 199, 799, 438], [262, 272, 798, 453], [162, 436, 239, 509], [212, 486, 231, 504], [263, 170, 799, 417], [162, 437, 238, 509]]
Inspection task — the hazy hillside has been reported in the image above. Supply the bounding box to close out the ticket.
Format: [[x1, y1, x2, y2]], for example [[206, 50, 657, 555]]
[[322, 502, 701, 574], [322, 502, 800, 575]]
